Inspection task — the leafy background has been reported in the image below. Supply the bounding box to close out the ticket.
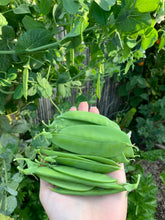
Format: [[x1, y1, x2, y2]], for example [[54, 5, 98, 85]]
[[0, 0, 165, 219]]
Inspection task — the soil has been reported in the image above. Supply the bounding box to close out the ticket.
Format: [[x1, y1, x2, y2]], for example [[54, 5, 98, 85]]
[[140, 160, 165, 220]]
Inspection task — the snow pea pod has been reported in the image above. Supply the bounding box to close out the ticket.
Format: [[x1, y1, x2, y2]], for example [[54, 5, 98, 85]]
[[52, 186, 125, 196], [78, 155, 121, 167], [58, 111, 120, 130], [52, 165, 117, 183], [54, 156, 120, 173], [39, 149, 88, 161], [52, 125, 133, 157], [16, 159, 119, 188], [39, 175, 94, 191]]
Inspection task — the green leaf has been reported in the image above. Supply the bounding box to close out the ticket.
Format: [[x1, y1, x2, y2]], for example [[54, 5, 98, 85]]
[[40, 0, 52, 15], [116, 8, 151, 34], [160, 170, 165, 185], [13, 4, 31, 14], [0, 13, 8, 27], [13, 84, 23, 99], [91, 1, 110, 25], [120, 108, 137, 128], [140, 150, 165, 162], [62, 12, 89, 40], [0, 116, 11, 133], [23, 67, 29, 100], [2, 25, 15, 41], [12, 119, 30, 133], [22, 15, 45, 30], [158, 32, 165, 51], [0, 0, 11, 5], [0, 40, 11, 71], [135, 0, 160, 12], [15, 28, 52, 53], [127, 173, 158, 219], [37, 75, 52, 98], [141, 28, 158, 50], [6, 196, 17, 215], [94, 0, 116, 11], [62, 0, 79, 14]]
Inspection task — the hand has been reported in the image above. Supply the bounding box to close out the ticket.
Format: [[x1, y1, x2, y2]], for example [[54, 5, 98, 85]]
[[39, 102, 127, 220]]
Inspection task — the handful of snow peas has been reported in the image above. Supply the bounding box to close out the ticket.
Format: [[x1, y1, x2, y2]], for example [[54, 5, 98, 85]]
[[15, 110, 140, 196]]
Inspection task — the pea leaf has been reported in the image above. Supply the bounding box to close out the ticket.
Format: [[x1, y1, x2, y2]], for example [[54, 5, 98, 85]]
[[62, 0, 79, 14], [37, 75, 52, 98], [0, 40, 11, 71], [0, 13, 8, 26], [13, 4, 31, 14], [40, 0, 52, 15], [13, 84, 23, 100], [12, 119, 30, 134], [2, 25, 15, 41], [141, 27, 158, 50], [116, 8, 151, 34], [62, 12, 89, 40], [15, 28, 52, 53], [0, 0, 11, 5], [94, 0, 116, 11], [135, 0, 160, 12], [22, 15, 45, 30], [6, 196, 17, 215], [91, 1, 110, 25], [0, 116, 11, 133]]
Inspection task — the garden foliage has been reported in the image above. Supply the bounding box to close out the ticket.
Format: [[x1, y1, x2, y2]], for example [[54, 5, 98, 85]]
[[0, 0, 165, 219]]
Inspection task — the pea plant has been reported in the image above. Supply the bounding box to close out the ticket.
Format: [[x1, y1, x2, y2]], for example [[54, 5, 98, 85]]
[[0, 0, 164, 218]]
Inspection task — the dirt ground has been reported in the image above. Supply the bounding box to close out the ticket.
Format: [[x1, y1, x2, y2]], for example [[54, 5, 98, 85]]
[[140, 160, 165, 220]]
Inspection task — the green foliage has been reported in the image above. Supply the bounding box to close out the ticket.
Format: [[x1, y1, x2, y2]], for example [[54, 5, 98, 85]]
[[126, 149, 163, 219], [117, 36, 165, 149], [0, 0, 164, 218]]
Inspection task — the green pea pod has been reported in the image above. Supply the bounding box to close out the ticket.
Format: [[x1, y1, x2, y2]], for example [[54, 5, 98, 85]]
[[15, 159, 119, 188], [58, 111, 120, 129], [54, 156, 120, 173], [39, 175, 94, 191], [39, 149, 89, 161], [52, 165, 117, 183], [78, 155, 121, 167], [51, 175, 141, 196], [52, 125, 134, 157], [52, 186, 125, 195]]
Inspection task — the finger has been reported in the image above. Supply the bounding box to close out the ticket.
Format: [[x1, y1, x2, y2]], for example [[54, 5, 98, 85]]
[[78, 101, 89, 111], [89, 106, 100, 114], [69, 106, 77, 111]]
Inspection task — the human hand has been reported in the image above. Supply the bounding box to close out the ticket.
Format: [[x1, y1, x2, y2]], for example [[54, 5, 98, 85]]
[[39, 102, 127, 220]]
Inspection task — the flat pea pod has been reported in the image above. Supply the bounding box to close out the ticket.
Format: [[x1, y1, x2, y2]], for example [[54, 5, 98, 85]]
[[39, 149, 89, 161], [58, 111, 120, 130], [78, 155, 121, 167], [55, 156, 120, 173], [16, 159, 118, 188], [52, 186, 125, 196], [52, 125, 133, 157], [52, 165, 117, 183], [51, 175, 140, 195], [48, 118, 89, 131], [39, 175, 94, 192]]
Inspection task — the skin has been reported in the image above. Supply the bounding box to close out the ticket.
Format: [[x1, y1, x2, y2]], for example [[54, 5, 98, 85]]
[[39, 102, 127, 220]]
